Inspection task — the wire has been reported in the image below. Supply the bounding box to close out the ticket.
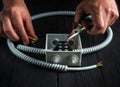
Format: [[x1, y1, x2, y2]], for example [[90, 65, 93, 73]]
[[67, 27, 86, 41], [71, 23, 75, 35], [96, 61, 103, 67], [7, 11, 113, 71], [28, 36, 38, 41]]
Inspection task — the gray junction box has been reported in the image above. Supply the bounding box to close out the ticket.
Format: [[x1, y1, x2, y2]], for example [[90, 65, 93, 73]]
[[45, 34, 82, 66]]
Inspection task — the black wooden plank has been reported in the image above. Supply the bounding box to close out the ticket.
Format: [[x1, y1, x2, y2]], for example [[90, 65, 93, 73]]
[[1, 0, 120, 87], [9, 58, 57, 87], [93, 20, 120, 87], [0, 39, 16, 87], [57, 28, 105, 87]]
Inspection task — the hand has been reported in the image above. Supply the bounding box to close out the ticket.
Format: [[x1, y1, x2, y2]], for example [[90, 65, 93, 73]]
[[0, 0, 37, 45], [75, 0, 119, 35]]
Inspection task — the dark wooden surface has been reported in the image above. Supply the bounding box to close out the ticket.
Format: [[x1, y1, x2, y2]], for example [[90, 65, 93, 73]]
[[0, 1, 120, 87]]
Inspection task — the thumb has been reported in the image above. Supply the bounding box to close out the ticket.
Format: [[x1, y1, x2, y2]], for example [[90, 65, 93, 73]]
[[74, 10, 82, 23]]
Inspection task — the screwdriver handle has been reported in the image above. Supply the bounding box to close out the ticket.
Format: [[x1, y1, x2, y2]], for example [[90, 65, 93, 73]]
[[78, 15, 93, 30]]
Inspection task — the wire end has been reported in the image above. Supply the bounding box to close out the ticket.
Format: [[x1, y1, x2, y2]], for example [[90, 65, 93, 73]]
[[96, 61, 103, 67], [28, 36, 38, 41]]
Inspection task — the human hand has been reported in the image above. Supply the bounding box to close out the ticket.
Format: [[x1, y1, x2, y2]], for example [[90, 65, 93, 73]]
[[0, 0, 37, 45], [75, 0, 119, 35]]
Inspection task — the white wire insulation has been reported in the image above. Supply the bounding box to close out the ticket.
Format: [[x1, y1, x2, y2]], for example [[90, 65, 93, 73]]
[[67, 27, 86, 41], [67, 65, 97, 71], [7, 11, 113, 71]]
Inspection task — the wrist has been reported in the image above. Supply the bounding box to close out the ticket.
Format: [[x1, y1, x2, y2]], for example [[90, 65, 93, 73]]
[[2, 0, 25, 8]]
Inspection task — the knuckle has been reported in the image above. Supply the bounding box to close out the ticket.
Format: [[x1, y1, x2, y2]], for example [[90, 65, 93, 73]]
[[8, 7, 20, 16], [1, 7, 20, 17], [9, 7, 16, 14], [98, 24, 105, 30], [107, 8, 112, 13], [13, 22, 21, 29], [4, 29, 11, 33], [114, 12, 119, 19], [92, 5, 101, 14], [13, 23, 23, 32], [3, 8, 14, 15], [110, 9, 119, 19]]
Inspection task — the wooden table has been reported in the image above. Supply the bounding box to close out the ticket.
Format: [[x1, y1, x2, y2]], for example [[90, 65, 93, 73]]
[[0, 1, 120, 87]]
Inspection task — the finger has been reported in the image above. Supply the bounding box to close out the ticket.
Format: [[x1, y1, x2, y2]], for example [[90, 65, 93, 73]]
[[87, 12, 106, 35], [108, 10, 119, 26], [106, 13, 115, 27], [11, 14, 29, 45], [24, 16, 38, 39], [74, 10, 82, 23], [2, 16, 19, 41], [109, 3, 119, 26]]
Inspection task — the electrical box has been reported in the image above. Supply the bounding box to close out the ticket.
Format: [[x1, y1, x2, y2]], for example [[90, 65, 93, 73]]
[[45, 34, 82, 66]]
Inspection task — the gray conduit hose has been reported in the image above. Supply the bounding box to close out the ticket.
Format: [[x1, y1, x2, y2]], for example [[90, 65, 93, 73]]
[[7, 11, 113, 71], [17, 27, 112, 55]]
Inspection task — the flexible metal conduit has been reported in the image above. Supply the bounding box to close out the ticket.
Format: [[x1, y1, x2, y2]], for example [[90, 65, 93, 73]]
[[7, 11, 113, 71]]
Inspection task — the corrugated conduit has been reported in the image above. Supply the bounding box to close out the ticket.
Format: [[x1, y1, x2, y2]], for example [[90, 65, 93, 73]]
[[7, 11, 113, 71]]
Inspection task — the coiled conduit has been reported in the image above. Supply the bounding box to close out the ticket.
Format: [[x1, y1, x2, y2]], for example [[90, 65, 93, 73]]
[[7, 11, 113, 71]]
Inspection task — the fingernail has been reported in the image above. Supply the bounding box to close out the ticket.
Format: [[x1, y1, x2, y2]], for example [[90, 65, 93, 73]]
[[34, 34, 38, 39], [23, 41, 29, 45], [35, 36, 38, 39]]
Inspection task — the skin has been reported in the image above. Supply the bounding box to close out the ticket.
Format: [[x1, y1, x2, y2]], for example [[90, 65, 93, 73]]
[[75, 0, 119, 35], [0, 0, 119, 45], [0, 0, 37, 45]]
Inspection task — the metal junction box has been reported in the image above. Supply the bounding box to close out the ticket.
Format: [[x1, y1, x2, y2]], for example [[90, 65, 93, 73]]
[[45, 34, 82, 66]]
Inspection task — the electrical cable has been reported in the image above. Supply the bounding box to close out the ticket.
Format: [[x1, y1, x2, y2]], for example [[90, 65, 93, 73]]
[[7, 11, 112, 71]]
